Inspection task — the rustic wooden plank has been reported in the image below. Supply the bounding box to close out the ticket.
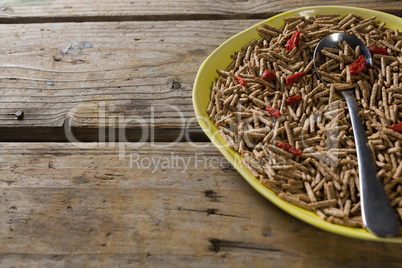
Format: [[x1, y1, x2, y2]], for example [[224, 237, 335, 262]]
[[0, 20, 260, 141], [0, 142, 402, 267], [0, 1, 400, 22]]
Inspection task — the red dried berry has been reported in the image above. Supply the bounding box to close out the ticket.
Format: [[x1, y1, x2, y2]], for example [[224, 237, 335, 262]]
[[368, 46, 388, 55], [286, 72, 306, 85], [277, 142, 302, 156], [285, 94, 302, 106], [261, 69, 276, 82], [236, 76, 247, 86], [286, 30, 301, 52], [349, 55, 366, 75], [265, 106, 281, 118], [389, 122, 402, 132]]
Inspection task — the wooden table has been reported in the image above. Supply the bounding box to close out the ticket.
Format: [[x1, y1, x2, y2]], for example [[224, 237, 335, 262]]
[[1, 1, 402, 267]]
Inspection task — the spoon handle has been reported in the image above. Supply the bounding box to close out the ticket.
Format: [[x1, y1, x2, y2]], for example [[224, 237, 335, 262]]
[[342, 90, 399, 237]]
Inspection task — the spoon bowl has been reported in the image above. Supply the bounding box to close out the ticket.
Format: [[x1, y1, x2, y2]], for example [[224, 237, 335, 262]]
[[313, 32, 373, 77], [313, 33, 400, 237]]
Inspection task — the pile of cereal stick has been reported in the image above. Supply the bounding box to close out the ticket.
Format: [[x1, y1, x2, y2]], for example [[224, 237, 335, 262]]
[[207, 13, 402, 228]]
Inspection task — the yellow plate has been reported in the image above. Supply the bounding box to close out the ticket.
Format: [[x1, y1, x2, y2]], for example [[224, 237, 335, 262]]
[[193, 6, 402, 243]]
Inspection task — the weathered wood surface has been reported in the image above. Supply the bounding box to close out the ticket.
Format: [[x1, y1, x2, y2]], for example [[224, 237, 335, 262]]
[[0, 20, 259, 141], [0, 0, 400, 22], [1, 142, 402, 267]]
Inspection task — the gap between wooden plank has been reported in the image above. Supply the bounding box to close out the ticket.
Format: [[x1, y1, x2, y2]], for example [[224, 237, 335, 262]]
[[0, 10, 401, 24], [0, 13, 279, 24], [0, 126, 209, 142]]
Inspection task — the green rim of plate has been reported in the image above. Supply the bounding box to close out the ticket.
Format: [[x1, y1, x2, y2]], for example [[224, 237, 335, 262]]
[[193, 5, 402, 243]]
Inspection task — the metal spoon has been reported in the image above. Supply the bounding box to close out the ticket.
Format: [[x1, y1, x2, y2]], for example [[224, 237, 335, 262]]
[[313, 32, 399, 237]]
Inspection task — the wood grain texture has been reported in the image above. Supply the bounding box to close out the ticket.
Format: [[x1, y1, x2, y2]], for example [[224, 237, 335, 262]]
[[0, 20, 259, 141], [0, 0, 400, 22], [1, 142, 402, 267]]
